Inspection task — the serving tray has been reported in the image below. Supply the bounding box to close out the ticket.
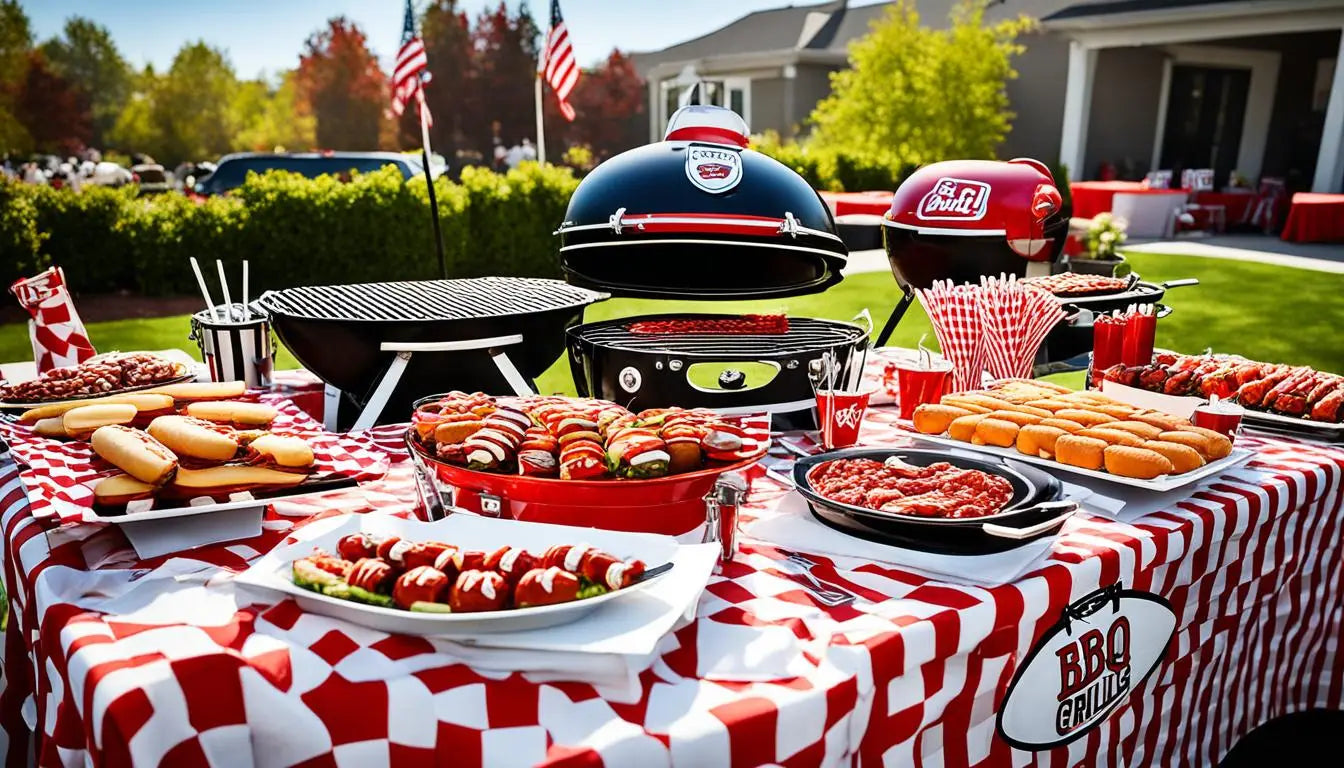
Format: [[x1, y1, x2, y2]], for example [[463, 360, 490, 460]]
[[909, 434, 1254, 492], [0, 371, 196, 410]]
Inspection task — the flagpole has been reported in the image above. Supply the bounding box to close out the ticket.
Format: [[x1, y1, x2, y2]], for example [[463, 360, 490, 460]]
[[418, 94, 448, 279], [535, 69, 547, 165]]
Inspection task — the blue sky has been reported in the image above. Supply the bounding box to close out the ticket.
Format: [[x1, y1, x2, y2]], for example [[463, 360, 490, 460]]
[[23, 0, 886, 80]]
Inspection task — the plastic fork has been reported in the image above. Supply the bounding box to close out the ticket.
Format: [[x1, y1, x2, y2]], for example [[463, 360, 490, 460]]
[[772, 550, 855, 607]]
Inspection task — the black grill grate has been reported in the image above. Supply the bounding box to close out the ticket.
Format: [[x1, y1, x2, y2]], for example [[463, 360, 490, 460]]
[[254, 277, 607, 322], [572, 317, 866, 356]]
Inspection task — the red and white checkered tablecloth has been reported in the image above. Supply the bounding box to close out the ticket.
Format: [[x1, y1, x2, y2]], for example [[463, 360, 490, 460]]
[[0, 397, 1342, 767]]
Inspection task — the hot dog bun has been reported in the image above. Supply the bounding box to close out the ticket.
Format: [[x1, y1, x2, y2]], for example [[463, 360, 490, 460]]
[[19, 392, 175, 424], [184, 400, 277, 427], [1178, 426, 1234, 459], [1142, 440, 1205, 473], [972, 418, 1020, 447], [33, 417, 68, 438], [1055, 434, 1107, 470], [912, 404, 972, 434], [62, 404, 138, 439], [146, 415, 240, 462], [1103, 446, 1175, 479], [164, 465, 307, 500], [248, 434, 314, 469], [948, 413, 990, 442], [92, 474, 157, 506], [90, 425, 177, 485], [142, 380, 246, 402], [1016, 425, 1069, 459]]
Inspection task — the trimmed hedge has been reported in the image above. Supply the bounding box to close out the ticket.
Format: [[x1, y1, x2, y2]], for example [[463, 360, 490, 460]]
[[0, 163, 580, 297]]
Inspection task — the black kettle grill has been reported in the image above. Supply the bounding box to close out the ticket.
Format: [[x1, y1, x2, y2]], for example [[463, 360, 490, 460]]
[[557, 106, 866, 426]]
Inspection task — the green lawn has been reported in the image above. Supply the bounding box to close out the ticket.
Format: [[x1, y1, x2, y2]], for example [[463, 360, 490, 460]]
[[2, 252, 1340, 395]]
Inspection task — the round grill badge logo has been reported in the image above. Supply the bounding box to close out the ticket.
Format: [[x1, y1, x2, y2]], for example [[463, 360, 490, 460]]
[[685, 146, 743, 194], [997, 583, 1176, 750]]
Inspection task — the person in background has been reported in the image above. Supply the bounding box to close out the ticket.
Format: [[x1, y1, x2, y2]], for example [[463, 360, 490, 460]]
[[519, 138, 537, 164]]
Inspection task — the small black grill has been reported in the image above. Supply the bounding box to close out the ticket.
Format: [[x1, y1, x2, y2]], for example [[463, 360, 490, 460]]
[[256, 278, 601, 322], [254, 277, 608, 430], [568, 314, 869, 423]]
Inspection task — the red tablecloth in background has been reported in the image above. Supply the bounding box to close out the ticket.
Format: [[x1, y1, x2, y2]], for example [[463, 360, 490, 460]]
[[1191, 190, 1255, 224], [1069, 181, 1145, 218], [1281, 193, 1344, 243], [817, 190, 893, 217]]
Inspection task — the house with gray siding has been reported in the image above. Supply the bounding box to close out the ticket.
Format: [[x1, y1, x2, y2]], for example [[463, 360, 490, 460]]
[[630, 0, 1344, 192]]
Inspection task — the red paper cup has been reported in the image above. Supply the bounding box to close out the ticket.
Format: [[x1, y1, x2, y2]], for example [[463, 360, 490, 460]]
[[816, 389, 872, 450], [1192, 400, 1244, 441], [1121, 313, 1157, 367], [1091, 316, 1126, 387], [894, 362, 952, 419]]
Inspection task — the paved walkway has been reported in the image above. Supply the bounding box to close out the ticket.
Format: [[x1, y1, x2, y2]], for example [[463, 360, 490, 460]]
[[1124, 234, 1344, 273], [843, 237, 1344, 275]]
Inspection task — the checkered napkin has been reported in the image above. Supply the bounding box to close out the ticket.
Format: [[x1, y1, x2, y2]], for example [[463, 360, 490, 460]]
[[915, 281, 986, 392], [977, 274, 1065, 380], [0, 398, 390, 523]]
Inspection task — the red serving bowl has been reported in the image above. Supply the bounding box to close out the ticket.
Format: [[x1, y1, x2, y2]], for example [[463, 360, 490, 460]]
[[405, 409, 769, 537]]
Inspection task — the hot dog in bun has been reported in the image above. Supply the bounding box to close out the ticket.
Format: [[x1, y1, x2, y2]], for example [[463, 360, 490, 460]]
[[19, 393, 175, 425], [246, 434, 315, 471], [90, 425, 178, 485], [142, 380, 247, 402], [164, 465, 307, 500], [146, 415, 239, 463], [62, 404, 137, 440], [184, 400, 277, 428], [92, 474, 157, 506]]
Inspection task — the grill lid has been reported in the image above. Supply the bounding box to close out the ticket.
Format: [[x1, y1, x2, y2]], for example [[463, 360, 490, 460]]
[[253, 277, 608, 322], [556, 106, 848, 301], [883, 158, 1064, 260]]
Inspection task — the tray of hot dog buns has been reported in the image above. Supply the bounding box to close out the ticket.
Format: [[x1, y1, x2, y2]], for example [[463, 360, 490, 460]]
[[908, 379, 1253, 491], [236, 513, 718, 641]]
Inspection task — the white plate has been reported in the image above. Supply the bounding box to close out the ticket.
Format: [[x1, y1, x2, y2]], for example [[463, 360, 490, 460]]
[[909, 433, 1254, 492], [234, 513, 711, 639]]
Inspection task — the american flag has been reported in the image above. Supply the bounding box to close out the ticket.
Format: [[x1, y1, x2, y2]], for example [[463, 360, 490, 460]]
[[542, 0, 578, 121], [391, 0, 432, 126]]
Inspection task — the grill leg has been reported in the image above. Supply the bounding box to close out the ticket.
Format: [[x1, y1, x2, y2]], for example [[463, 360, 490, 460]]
[[353, 351, 412, 431], [490, 349, 536, 396], [874, 288, 915, 348]]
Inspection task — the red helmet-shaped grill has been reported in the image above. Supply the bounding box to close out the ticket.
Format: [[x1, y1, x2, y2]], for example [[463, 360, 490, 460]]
[[882, 158, 1067, 289]]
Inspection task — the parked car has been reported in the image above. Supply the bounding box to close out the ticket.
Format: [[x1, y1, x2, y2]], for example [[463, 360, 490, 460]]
[[131, 164, 172, 195], [173, 161, 216, 192], [192, 152, 443, 196], [86, 161, 134, 187]]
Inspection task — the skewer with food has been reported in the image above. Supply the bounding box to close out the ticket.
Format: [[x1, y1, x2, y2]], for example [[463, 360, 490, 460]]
[[411, 392, 764, 481], [911, 379, 1231, 479], [1100, 353, 1343, 424], [1022, 272, 1132, 296], [292, 535, 648, 613]]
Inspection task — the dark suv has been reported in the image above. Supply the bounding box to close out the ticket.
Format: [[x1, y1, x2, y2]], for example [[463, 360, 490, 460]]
[[193, 152, 442, 196]]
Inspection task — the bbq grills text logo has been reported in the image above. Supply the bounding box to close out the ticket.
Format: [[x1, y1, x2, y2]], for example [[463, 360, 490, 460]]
[[832, 404, 863, 430], [916, 177, 990, 221], [997, 583, 1176, 751], [685, 147, 743, 194]]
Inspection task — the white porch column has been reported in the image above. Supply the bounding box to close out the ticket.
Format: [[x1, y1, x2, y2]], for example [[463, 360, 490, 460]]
[[1059, 41, 1098, 180], [1312, 30, 1344, 192]]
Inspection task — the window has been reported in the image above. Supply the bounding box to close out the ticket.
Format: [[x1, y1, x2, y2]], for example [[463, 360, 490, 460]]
[[658, 76, 752, 132]]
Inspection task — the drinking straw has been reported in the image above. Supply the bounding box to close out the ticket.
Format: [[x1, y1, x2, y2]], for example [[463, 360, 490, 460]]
[[216, 260, 234, 321], [189, 257, 219, 320], [241, 260, 250, 319]]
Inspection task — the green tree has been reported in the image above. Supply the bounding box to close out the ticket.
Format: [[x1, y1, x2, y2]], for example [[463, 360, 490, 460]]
[[0, 0, 32, 154], [107, 65, 158, 156], [40, 17, 132, 146], [808, 0, 1033, 169], [232, 70, 315, 152], [152, 43, 238, 163]]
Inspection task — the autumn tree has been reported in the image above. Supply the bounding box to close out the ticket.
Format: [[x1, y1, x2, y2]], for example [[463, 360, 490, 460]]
[[417, 0, 473, 158], [40, 17, 131, 146], [465, 3, 540, 152], [298, 17, 386, 150], [809, 0, 1032, 167], [15, 51, 91, 155], [557, 50, 644, 160]]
